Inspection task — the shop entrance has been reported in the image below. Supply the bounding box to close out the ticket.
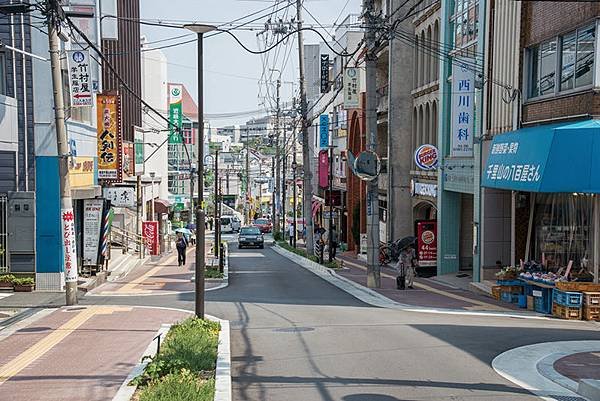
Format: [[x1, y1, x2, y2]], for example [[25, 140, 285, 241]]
[[414, 202, 437, 277], [459, 194, 474, 273]]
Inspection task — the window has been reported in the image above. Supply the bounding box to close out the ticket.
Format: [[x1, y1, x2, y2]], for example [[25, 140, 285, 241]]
[[529, 24, 595, 99]]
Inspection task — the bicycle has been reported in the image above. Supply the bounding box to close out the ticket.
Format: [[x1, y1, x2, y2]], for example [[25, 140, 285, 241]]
[[379, 240, 402, 265]]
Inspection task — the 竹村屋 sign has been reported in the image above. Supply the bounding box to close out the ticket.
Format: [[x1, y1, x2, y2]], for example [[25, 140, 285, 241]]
[[319, 114, 329, 149], [168, 85, 183, 144], [450, 59, 475, 157], [320, 54, 330, 93], [67, 50, 92, 107], [134, 127, 144, 175], [414, 144, 439, 170], [62, 209, 78, 283], [83, 199, 104, 266], [97, 94, 122, 181], [103, 187, 135, 207], [343, 67, 360, 109], [142, 221, 159, 256]]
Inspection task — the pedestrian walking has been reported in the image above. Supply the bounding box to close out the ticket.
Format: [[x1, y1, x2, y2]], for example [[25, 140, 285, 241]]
[[208, 217, 213, 231], [330, 224, 339, 259], [395, 246, 417, 289], [176, 233, 188, 266], [288, 223, 295, 246]]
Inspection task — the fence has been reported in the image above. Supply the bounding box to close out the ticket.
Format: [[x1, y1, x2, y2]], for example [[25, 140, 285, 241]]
[[0, 195, 7, 271]]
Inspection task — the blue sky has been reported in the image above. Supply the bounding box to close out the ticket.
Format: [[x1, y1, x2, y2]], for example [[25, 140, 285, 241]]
[[140, 0, 362, 127]]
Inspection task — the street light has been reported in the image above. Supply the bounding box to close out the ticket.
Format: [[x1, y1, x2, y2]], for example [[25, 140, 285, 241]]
[[184, 23, 216, 319]]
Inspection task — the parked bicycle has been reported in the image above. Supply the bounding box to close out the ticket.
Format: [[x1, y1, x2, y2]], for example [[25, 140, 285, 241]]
[[378, 240, 402, 265]]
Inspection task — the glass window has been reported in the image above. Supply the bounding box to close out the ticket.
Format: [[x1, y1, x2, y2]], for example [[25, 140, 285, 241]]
[[240, 227, 260, 235], [560, 32, 576, 91], [540, 40, 557, 95], [575, 25, 595, 87]]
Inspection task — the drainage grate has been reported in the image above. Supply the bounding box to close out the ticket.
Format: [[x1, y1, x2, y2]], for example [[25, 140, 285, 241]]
[[548, 396, 588, 401]]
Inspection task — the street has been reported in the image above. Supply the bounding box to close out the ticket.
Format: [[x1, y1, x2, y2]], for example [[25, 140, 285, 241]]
[[81, 237, 600, 400]]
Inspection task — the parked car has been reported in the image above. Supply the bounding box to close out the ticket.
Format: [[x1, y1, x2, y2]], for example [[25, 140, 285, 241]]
[[238, 226, 264, 249], [220, 216, 234, 233], [253, 218, 272, 233], [221, 214, 241, 232]]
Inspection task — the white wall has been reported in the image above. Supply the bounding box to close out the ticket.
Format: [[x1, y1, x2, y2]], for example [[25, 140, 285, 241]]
[[141, 41, 169, 200]]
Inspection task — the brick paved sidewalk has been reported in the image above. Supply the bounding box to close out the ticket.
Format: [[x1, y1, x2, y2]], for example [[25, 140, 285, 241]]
[[554, 351, 600, 382], [91, 246, 223, 296], [0, 305, 191, 401], [336, 252, 520, 312]]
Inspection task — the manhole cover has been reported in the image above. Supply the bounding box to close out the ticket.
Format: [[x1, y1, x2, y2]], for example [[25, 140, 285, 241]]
[[273, 327, 315, 333]]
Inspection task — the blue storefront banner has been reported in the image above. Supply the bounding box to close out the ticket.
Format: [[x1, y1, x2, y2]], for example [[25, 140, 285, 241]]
[[319, 114, 329, 149], [482, 120, 600, 193]]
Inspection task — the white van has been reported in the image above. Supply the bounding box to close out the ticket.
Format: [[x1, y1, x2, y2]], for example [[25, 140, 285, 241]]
[[221, 215, 241, 233]]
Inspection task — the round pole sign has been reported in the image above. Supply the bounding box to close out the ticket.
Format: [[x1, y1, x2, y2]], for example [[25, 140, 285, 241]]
[[414, 144, 439, 170]]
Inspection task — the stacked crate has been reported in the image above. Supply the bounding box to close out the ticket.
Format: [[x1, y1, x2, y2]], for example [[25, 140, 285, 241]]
[[552, 289, 583, 320], [582, 292, 600, 321], [497, 280, 523, 304]]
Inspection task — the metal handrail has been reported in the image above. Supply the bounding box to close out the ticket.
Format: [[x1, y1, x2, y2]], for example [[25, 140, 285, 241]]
[[110, 226, 145, 257]]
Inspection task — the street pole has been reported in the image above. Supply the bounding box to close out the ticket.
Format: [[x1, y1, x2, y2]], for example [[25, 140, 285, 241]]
[[271, 156, 276, 226], [214, 148, 219, 258], [292, 97, 298, 248], [189, 167, 195, 226], [274, 79, 281, 236], [282, 123, 288, 239], [364, 0, 381, 288], [48, 5, 77, 305], [184, 24, 216, 319], [245, 131, 250, 224], [328, 145, 334, 262], [136, 174, 142, 259], [296, 0, 314, 254], [150, 173, 155, 221]]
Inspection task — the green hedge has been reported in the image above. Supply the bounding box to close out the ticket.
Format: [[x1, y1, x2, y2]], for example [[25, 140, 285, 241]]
[[133, 317, 220, 401]]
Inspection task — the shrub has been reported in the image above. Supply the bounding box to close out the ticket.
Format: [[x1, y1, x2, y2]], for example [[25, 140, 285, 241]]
[[13, 277, 34, 286], [0, 274, 16, 284], [273, 231, 283, 241], [204, 268, 223, 279]]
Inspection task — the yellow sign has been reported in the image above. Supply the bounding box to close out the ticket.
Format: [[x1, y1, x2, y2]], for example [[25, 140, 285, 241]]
[[69, 157, 95, 188], [96, 94, 121, 181]]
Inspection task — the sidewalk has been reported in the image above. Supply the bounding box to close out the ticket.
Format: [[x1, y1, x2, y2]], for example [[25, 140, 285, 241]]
[[336, 252, 519, 312], [0, 305, 191, 401]]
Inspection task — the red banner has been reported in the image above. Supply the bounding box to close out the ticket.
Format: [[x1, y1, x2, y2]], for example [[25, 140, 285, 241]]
[[417, 220, 437, 267], [318, 150, 329, 188], [142, 221, 159, 256]]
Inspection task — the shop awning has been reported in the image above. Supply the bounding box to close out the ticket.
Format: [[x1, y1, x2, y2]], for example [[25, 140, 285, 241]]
[[154, 199, 171, 214], [482, 120, 600, 193]]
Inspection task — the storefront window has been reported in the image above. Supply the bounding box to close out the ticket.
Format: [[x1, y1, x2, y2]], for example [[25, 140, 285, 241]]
[[533, 194, 594, 270]]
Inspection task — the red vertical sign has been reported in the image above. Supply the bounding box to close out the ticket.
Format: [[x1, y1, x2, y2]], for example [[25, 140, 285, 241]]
[[142, 221, 159, 256], [318, 150, 329, 188], [417, 220, 437, 267]]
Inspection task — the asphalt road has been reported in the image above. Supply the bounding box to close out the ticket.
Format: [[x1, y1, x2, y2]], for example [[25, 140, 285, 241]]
[[87, 237, 600, 401]]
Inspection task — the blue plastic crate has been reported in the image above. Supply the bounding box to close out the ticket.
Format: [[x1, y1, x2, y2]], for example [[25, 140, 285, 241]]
[[497, 279, 523, 286], [552, 289, 583, 307], [518, 294, 527, 308], [501, 292, 520, 304], [534, 295, 551, 314]]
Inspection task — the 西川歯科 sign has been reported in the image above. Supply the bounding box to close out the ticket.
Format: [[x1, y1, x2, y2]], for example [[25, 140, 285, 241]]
[[451, 59, 475, 157]]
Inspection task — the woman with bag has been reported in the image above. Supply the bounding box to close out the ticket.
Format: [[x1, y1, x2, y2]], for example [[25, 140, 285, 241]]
[[395, 246, 416, 289], [176, 233, 188, 266]]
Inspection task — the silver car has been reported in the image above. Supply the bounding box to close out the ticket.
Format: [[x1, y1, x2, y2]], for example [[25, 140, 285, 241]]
[[238, 226, 264, 249]]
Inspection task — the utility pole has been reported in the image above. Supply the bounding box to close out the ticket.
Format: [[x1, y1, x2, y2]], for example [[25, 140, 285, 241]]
[[364, 0, 381, 288], [328, 144, 334, 262], [214, 148, 219, 258], [271, 156, 276, 224], [189, 166, 195, 226], [292, 97, 298, 248], [245, 132, 250, 224], [282, 122, 288, 239], [274, 79, 281, 235], [136, 174, 142, 259], [296, 0, 314, 254], [48, 1, 77, 305]]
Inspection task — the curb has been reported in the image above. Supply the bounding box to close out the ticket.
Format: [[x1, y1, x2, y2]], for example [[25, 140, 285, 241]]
[[272, 244, 561, 320], [193, 242, 230, 292], [111, 312, 231, 401]]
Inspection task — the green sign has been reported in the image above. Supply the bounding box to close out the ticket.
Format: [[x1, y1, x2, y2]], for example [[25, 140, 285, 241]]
[[174, 203, 185, 211], [169, 102, 183, 144]]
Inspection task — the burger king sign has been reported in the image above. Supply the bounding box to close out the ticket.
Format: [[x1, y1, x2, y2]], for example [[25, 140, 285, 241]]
[[414, 144, 439, 170]]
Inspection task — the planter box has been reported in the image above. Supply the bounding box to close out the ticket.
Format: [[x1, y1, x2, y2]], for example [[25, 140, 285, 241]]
[[0, 282, 13, 289], [14, 284, 34, 292]]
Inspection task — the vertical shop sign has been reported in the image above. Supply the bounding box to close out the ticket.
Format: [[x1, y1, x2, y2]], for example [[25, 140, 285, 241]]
[[134, 127, 144, 175], [67, 50, 92, 107], [168, 85, 183, 144], [142, 221, 159, 256], [97, 94, 122, 181], [62, 209, 78, 283], [343, 67, 360, 109], [320, 54, 330, 93], [83, 199, 103, 265], [417, 220, 437, 267], [450, 59, 475, 157], [319, 114, 329, 149], [318, 150, 329, 188]]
